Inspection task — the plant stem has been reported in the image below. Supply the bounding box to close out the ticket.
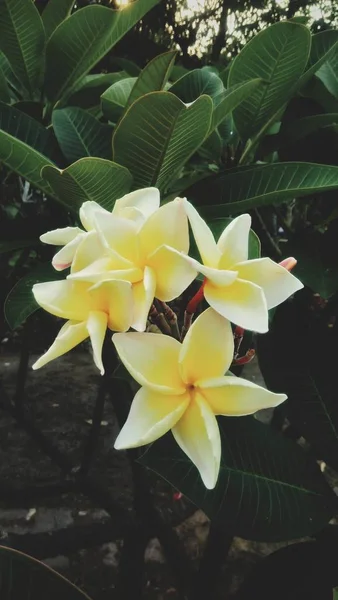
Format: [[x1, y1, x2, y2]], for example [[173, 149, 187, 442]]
[[186, 280, 206, 315]]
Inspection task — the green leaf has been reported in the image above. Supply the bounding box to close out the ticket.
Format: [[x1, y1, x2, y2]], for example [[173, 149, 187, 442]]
[[279, 113, 338, 147], [45, 0, 160, 105], [316, 47, 338, 100], [5, 263, 66, 330], [229, 22, 311, 141], [0, 102, 55, 194], [0, 240, 37, 254], [68, 72, 128, 110], [111, 57, 141, 76], [189, 162, 338, 217], [139, 416, 336, 542], [0, 63, 10, 103], [257, 300, 338, 475], [0, 545, 92, 598], [0, 50, 21, 96], [127, 50, 176, 107], [41, 0, 76, 40], [42, 158, 132, 212], [101, 77, 137, 122], [113, 91, 213, 192], [169, 68, 224, 103], [302, 30, 338, 87], [211, 79, 264, 131], [52, 107, 113, 163], [0, 0, 45, 99]]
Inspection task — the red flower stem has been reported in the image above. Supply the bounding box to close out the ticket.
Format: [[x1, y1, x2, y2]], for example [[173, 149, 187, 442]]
[[186, 279, 206, 315]]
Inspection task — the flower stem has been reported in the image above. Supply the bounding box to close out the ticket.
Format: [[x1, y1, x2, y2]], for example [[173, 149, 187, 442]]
[[186, 279, 206, 315]]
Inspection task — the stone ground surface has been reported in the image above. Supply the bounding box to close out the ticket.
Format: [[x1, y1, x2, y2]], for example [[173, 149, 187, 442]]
[[0, 349, 328, 598]]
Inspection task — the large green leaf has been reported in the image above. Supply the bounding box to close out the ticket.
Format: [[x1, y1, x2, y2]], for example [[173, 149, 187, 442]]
[[301, 30, 338, 87], [101, 77, 137, 122], [0, 0, 45, 99], [0, 102, 55, 194], [140, 416, 336, 542], [68, 72, 128, 110], [42, 158, 132, 212], [52, 107, 113, 163], [316, 43, 338, 100], [0, 546, 92, 598], [228, 22, 311, 141], [5, 263, 66, 330], [169, 68, 224, 103], [188, 162, 338, 217], [211, 79, 264, 131], [127, 50, 176, 107], [257, 300, 338, 474], [41, 0, 76, 40], [45, 0, 160, 105], [279, 113, 338, 147], [0, 63, 10, 103], [113, 91, 213, 192], [0, 50, 21, 96]]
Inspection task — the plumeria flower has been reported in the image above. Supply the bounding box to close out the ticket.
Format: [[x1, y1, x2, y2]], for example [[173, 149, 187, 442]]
[[183, 201, 303, 332], [113, 308, 286, 489], [32, 278, 133, 373], [68, 198, 197, 332], [40, 188, 161, 271]]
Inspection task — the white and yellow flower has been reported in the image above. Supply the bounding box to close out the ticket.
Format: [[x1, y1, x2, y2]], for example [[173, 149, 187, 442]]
[[113, 308, 287, 489], [182, 201, 303, 332]]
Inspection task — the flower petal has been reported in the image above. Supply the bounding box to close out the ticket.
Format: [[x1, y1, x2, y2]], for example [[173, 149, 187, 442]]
[[114, 386, 190, 449], [86, 311, 108, 374], [40, 227, 83, 246], [199, 376, 287, 415], [79, 201, 109, 231], [71, 230, 107, 273], [140, 198, 190, 259], [88, 279, 133, 332], [69, 257, 142, 284], [235, 257, 303, 309], [52, 235, 84, 271], [94, 212, 139, 263], [204, 278, 269, 332], [187, 256, 238, 286], [32, 320, 88, 370], [147, 245, 197, 301], [131, 265, 156, 332], [112, 330, 185, 394], [172, 392, 221, 489], [113, 188, 160, 221], [179, 308, 234, 384], [33, 280, 91, 321], [217, 214, 251, 269], [183, 199, 219, 267]]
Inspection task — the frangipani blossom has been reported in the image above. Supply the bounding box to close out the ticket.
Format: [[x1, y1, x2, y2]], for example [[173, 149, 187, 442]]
[[113, 308, 286, 489], [32, 278, 133, 374], [40, 188, 161, 271], [69, 199, 197, 332], [183, 201, 303, 333]]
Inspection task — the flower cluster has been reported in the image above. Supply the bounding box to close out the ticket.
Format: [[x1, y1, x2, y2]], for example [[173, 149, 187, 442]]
[[33, 188, 303, 488]]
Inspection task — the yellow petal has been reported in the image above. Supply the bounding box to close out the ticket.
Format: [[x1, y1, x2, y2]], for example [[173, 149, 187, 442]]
[[179, 308, 234, 384], [112, 331, 185, 394], [187, 256, 238, 286], [147, 245, 197, 301], [71, 230, 107, 273], [131, 265, 156, 332], [69, 257, 142, 284], [114, 387, 190, 449], [183, 199, 220, 267], [94, 212, 139, 264], [235, 257, 304, 309], [79, 201, 109, 231], [51, 235, 85, 271], [113, 188, 160, 221], [217, 214, 251, 269], [33, 280, 91, 321], [172, 392, 221, 489], [86, 311, 108, 374], [32, 320, 88, 370], [199, 376, 287, 415], [88, 279, 133, 332], [204, 277, 269, 332], [40, 227, 83, 245], [140, 198, 190, 259]]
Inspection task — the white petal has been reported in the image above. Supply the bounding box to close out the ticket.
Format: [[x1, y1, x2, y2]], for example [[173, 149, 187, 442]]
[[179, 308, 234, 384], [86, 311, 108, 374], [113, 188, 160, 221], [94, 211, 139, 263], [217, 214, 251, 269], [235, 257, 304, 309], [112, 330, 185, 394], [52, 235, 85, 271], [147, 245, 197, 301], [114, 387, 190, 449], [131, 266, 156, 332], [140, 198, 190, 259], [69, 257, 142, 284], [40, 227, 83, 246], [199, 376, 287, 415], [187, 256, 238, 286], [183, 199, 220, 267], [33, 280, 91, 321], [71, 230, 106, 274], [88, 279, 134, 332], [79, 201, 110, 231], [32, 321, 88, 370], [172, 392, 221, 489], [204, 277, 269, 332]]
